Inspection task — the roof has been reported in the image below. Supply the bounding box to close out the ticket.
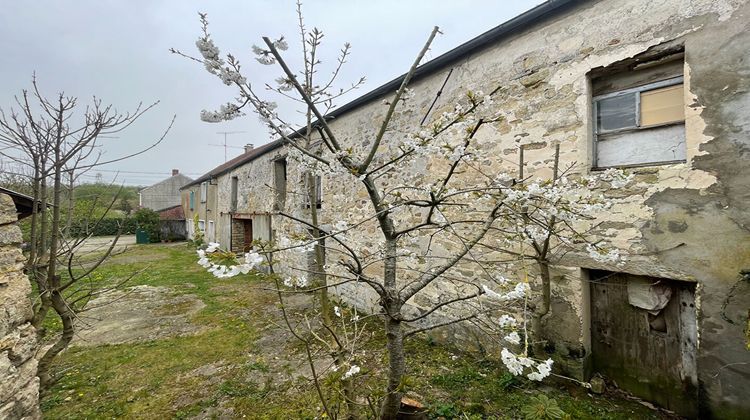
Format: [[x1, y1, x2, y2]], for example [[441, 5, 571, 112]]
[[182, 139, 285, 189], [323, 0, 579, 119], [184, 0, 579, 188], [158, 204, 186, 220], [0, 186, 36, 219], [140, 173, 194, 192]]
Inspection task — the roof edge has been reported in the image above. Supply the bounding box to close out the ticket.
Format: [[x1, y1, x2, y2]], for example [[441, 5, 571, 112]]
[[180, 0, 579, 190], [324, 0, 580, 120]]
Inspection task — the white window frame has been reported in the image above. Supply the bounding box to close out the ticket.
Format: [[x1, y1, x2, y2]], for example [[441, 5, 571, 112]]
[[198, 219, 206, 232], [592, 76, 685, 168]]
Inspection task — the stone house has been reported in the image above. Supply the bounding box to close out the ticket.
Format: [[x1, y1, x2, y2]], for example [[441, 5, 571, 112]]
[[138, 169, 193, 212], [185, 0, 749, 417], [181, 143, 284, 244]]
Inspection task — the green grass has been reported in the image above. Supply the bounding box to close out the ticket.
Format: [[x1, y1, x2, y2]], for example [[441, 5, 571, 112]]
[[41, 244, 669, 419]]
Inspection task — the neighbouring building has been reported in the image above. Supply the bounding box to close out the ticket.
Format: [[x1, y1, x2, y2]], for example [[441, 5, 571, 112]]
[[139, 169, 193, 212], [0, 192, 41, 419], [158, 204, 188, 240], [181, 144, 281, 244], [185, 1, 750, 417]]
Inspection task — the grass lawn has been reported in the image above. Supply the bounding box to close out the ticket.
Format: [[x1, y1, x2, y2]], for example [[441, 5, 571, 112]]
[[41, 243, 670, 419]]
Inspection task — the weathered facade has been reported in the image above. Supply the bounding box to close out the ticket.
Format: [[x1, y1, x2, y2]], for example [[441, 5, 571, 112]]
[[139, 169, 193, 212], [181, 178, 218, 243], [186, 0, 750, 417], [182, 143, 284, 245], [0, 193, 41, 419]]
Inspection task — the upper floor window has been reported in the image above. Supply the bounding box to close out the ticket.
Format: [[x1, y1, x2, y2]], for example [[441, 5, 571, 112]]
[[189, 191, 195, 210], [273, 158, 287, 210], [592, 54, 685, 168], [200, 182, 207, 203], [230, 176, 239, 212]]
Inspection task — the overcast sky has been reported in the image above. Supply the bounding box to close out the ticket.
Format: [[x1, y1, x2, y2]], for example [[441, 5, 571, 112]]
[[0, 0, 542, 186]]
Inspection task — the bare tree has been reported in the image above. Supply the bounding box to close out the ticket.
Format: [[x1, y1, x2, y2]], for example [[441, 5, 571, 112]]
[[0, 75, 173, 389]]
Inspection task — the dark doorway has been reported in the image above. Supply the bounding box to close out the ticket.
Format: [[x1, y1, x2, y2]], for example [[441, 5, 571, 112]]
[[243, 219, 253, 252], [589, 270, 698, 417]]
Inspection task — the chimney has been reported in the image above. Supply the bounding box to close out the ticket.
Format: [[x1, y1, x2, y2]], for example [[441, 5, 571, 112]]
[[244, 144, 254, 153], [172, 169, 179, 176]]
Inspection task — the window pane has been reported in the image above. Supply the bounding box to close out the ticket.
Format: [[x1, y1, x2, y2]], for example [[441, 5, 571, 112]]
[[596, 93, 637, 132], [596, 125, 686, 167], [640, 84, 684, 126]]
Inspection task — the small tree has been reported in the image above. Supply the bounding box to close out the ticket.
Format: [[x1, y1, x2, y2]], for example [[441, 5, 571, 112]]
[[0, 76, 172, 388], [176, 9, 629, 418]]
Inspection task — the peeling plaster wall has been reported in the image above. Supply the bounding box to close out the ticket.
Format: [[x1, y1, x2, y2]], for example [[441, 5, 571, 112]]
[[208, 0, 749, 415], [214, 147, 291, 248]]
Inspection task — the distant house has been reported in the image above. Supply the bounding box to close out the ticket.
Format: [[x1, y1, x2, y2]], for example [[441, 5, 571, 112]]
[[139, 169, 193, 212], [180, 144, 270, 244]]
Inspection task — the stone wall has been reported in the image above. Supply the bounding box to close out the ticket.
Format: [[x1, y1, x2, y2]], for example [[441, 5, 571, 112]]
[[0, 193, 41, 419]]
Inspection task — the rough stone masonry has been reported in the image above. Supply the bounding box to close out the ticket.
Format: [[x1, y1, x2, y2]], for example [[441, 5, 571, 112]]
[[0, 193, 41, 419]]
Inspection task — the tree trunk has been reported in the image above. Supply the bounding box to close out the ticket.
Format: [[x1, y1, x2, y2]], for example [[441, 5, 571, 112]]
[[31, 178, 52, 334], [381, 316, 405, 419], [342, 377, 359, 420], [37, 281, 75, 391], [307, 172, 330, 326], [38, 153, 68, 391], [380, 238, 404, 419], [532, 260, 551, 356]]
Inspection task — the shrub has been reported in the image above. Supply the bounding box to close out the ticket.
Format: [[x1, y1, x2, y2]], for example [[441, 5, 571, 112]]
[[133, 208, 161, 242]]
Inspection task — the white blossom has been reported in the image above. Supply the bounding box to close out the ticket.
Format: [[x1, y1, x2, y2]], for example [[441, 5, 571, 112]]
[[586, 243, 623, 264], [342, 364, 360, 379], [275, 76, 294, 92], [244, 251, 264, 269], [504, 331, 521, 345], [498, 314, 517, 328], [200, 103, 243, 123], [272, 37, 288, 51], [283, 275, 309, 288]]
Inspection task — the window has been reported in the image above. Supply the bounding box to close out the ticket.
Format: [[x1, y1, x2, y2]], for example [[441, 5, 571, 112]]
[[198, 219, 205, 232], [273, 158, 287, 210], [200, 182, 207, 203], [189, 191, 194, 210], [592, 55, 685, 168], [208, 220, 215, 240], [303, 174, 322, 209], [230, 176, 239, 212]]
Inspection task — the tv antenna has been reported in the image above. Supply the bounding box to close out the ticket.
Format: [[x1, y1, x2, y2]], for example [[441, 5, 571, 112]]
[[211, 131, 247, 161]]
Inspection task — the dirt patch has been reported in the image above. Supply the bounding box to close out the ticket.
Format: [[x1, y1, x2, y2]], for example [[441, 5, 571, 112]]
[[73, 285, 206, 347]]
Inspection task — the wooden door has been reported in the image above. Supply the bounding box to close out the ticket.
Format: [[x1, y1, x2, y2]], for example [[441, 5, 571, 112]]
[[589, 271, 697, 417], [243, 220, 253, 252]]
